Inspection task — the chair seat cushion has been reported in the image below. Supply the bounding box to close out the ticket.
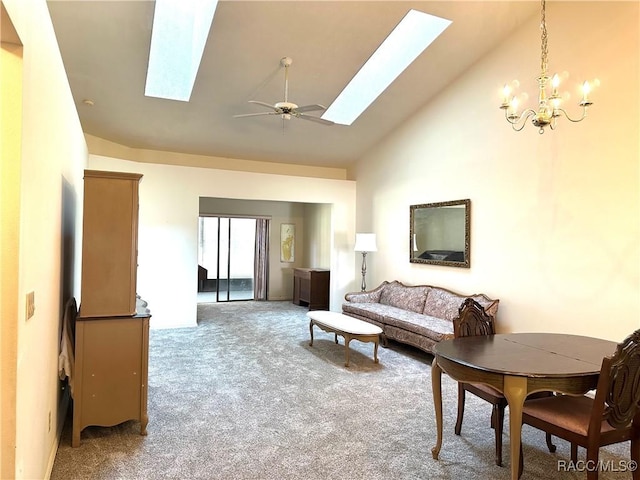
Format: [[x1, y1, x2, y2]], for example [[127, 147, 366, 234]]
[[523, 395, 618, 436]]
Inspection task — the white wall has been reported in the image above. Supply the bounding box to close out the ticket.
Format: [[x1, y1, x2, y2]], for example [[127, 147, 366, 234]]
[[352, 2, 639, 341], [2, 0, 87, 478], [0, 10, 22, 478], [303, 203, 332, 269], [88, 155, 356, 328]]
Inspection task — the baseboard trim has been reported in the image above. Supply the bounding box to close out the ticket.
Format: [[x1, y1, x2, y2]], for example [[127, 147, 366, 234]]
[[45, 387, 70, 480]]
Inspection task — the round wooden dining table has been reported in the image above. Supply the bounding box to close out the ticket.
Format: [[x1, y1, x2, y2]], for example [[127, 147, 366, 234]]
[[431, 332, 618, 480]]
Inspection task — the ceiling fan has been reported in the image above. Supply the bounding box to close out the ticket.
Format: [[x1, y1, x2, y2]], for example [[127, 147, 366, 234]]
[[233, 57, 334, 126]]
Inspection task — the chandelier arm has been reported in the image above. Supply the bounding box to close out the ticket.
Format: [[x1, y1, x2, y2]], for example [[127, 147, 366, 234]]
[[554, 107, 589, 123], [512, 122, 528, 132], [505, 109, 537, 131], [504, 108, 537, 125]]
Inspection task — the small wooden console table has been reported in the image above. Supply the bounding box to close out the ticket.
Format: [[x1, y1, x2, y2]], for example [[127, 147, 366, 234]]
[[293, 268, 330, 310]]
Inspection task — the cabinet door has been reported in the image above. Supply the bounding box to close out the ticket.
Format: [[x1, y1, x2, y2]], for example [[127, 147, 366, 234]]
[[80, 171, 141, 317], [309, 270, 330, 310], [73, 315, 150, 445], [78, 318, 143, 426]]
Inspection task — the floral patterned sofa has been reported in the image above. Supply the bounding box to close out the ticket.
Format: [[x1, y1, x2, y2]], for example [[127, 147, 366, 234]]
[[342, 280, 499, 354]]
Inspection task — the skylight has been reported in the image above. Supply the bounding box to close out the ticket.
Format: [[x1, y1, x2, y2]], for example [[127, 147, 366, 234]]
[[144, 0, 219, 102], [322, 9, 452, 126]]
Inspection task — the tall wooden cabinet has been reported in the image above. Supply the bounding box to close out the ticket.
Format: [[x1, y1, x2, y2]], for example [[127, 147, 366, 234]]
[[79, 170, 141, 317], [73, 170, 151, 447]]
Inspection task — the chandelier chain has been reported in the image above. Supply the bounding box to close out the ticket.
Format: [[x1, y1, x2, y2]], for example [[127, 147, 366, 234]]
[[540, 0, 548, 77]]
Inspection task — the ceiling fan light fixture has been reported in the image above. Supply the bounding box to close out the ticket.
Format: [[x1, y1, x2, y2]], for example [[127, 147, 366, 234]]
[[322, 9, 451, 126]]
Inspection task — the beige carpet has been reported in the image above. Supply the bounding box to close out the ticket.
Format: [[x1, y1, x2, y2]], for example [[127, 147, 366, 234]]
[[50, 301, 631, 479]]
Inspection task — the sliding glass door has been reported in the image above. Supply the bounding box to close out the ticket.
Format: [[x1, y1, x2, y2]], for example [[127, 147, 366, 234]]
[[198, 216, 256, 302]]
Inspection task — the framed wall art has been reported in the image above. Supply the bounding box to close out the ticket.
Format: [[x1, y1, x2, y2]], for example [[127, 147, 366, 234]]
[[280, 223, 295, 262]]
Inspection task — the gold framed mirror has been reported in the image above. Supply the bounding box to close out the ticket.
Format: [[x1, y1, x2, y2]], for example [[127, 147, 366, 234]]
[[409, 199, 470, 268]]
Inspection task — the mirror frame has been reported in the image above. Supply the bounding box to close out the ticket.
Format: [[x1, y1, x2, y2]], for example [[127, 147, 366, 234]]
[[409, 199, 470, 268]]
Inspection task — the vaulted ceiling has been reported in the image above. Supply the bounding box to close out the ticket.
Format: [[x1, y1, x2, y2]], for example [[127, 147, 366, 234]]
[[47, 1, 538, 169]]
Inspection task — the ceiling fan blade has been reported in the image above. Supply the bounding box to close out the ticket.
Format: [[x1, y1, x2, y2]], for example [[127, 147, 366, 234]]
[[294, 104, 327, 113], [295, 113, 334, 126], [248, 100, 277, 110], [233, 112, 278, 118]]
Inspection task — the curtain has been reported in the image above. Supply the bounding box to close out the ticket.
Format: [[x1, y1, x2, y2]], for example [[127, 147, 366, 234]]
[[253, 218, 270, 301]]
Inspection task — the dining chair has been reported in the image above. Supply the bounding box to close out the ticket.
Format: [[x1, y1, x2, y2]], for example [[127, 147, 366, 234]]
[[520, 329, 640, 479], [453, 298, 555, 467]]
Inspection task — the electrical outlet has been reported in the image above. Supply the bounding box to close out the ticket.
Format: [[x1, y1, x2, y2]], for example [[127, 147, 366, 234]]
[[26, 291, 35, 320]]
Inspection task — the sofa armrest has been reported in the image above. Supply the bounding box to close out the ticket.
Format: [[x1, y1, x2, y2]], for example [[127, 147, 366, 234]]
[[344, 281, 388, 303]]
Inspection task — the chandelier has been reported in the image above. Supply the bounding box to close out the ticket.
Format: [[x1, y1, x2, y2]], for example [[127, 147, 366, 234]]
[[499, 0, 594, 134]]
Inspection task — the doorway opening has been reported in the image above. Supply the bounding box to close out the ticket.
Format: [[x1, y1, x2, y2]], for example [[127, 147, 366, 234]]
[[197, 216, 256, 302]]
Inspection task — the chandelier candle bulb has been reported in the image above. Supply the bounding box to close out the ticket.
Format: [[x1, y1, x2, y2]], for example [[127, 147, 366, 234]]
[[581, 81, 592, 104], [508, 97, 519, 119], [502, 84, 511, 106], [551, 74, 560, 95]]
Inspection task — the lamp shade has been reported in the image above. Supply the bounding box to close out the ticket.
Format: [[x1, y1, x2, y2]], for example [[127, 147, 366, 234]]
[[354, 233, 377, 252]]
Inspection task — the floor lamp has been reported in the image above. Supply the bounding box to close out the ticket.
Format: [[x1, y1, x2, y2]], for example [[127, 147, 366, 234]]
[[354, 233, 377, 292]]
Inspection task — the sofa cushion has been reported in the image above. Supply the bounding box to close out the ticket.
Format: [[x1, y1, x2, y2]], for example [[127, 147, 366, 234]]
[[382, 309, 454, 343], [378, 281, 429, 314], [384, 325, 439, 354], [342, 302, 390, 323], [422, 287, 468, 321], [423, 288, 499, 320]]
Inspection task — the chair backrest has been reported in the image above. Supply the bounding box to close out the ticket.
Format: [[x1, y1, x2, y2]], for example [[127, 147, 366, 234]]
[[592, 329, 640, 431], [454, 298, 495, 339]]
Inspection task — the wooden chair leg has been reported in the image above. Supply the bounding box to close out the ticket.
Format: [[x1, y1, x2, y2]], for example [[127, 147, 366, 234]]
[[586, 448, 599, 480], [545, 433, 556, 453], [518, 442, 524, 479], [494, 404, 504, 467], [571, 443, 578, 463], [454, 384, 465, 435]]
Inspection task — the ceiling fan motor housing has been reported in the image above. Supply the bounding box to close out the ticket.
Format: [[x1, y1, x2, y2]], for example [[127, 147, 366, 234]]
[[280, 57, 293, 68], [275, 101, 298, 113]]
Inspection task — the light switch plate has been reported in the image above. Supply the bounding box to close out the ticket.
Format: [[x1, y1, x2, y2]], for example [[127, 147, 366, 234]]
[[26, 291, 35, 319]]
